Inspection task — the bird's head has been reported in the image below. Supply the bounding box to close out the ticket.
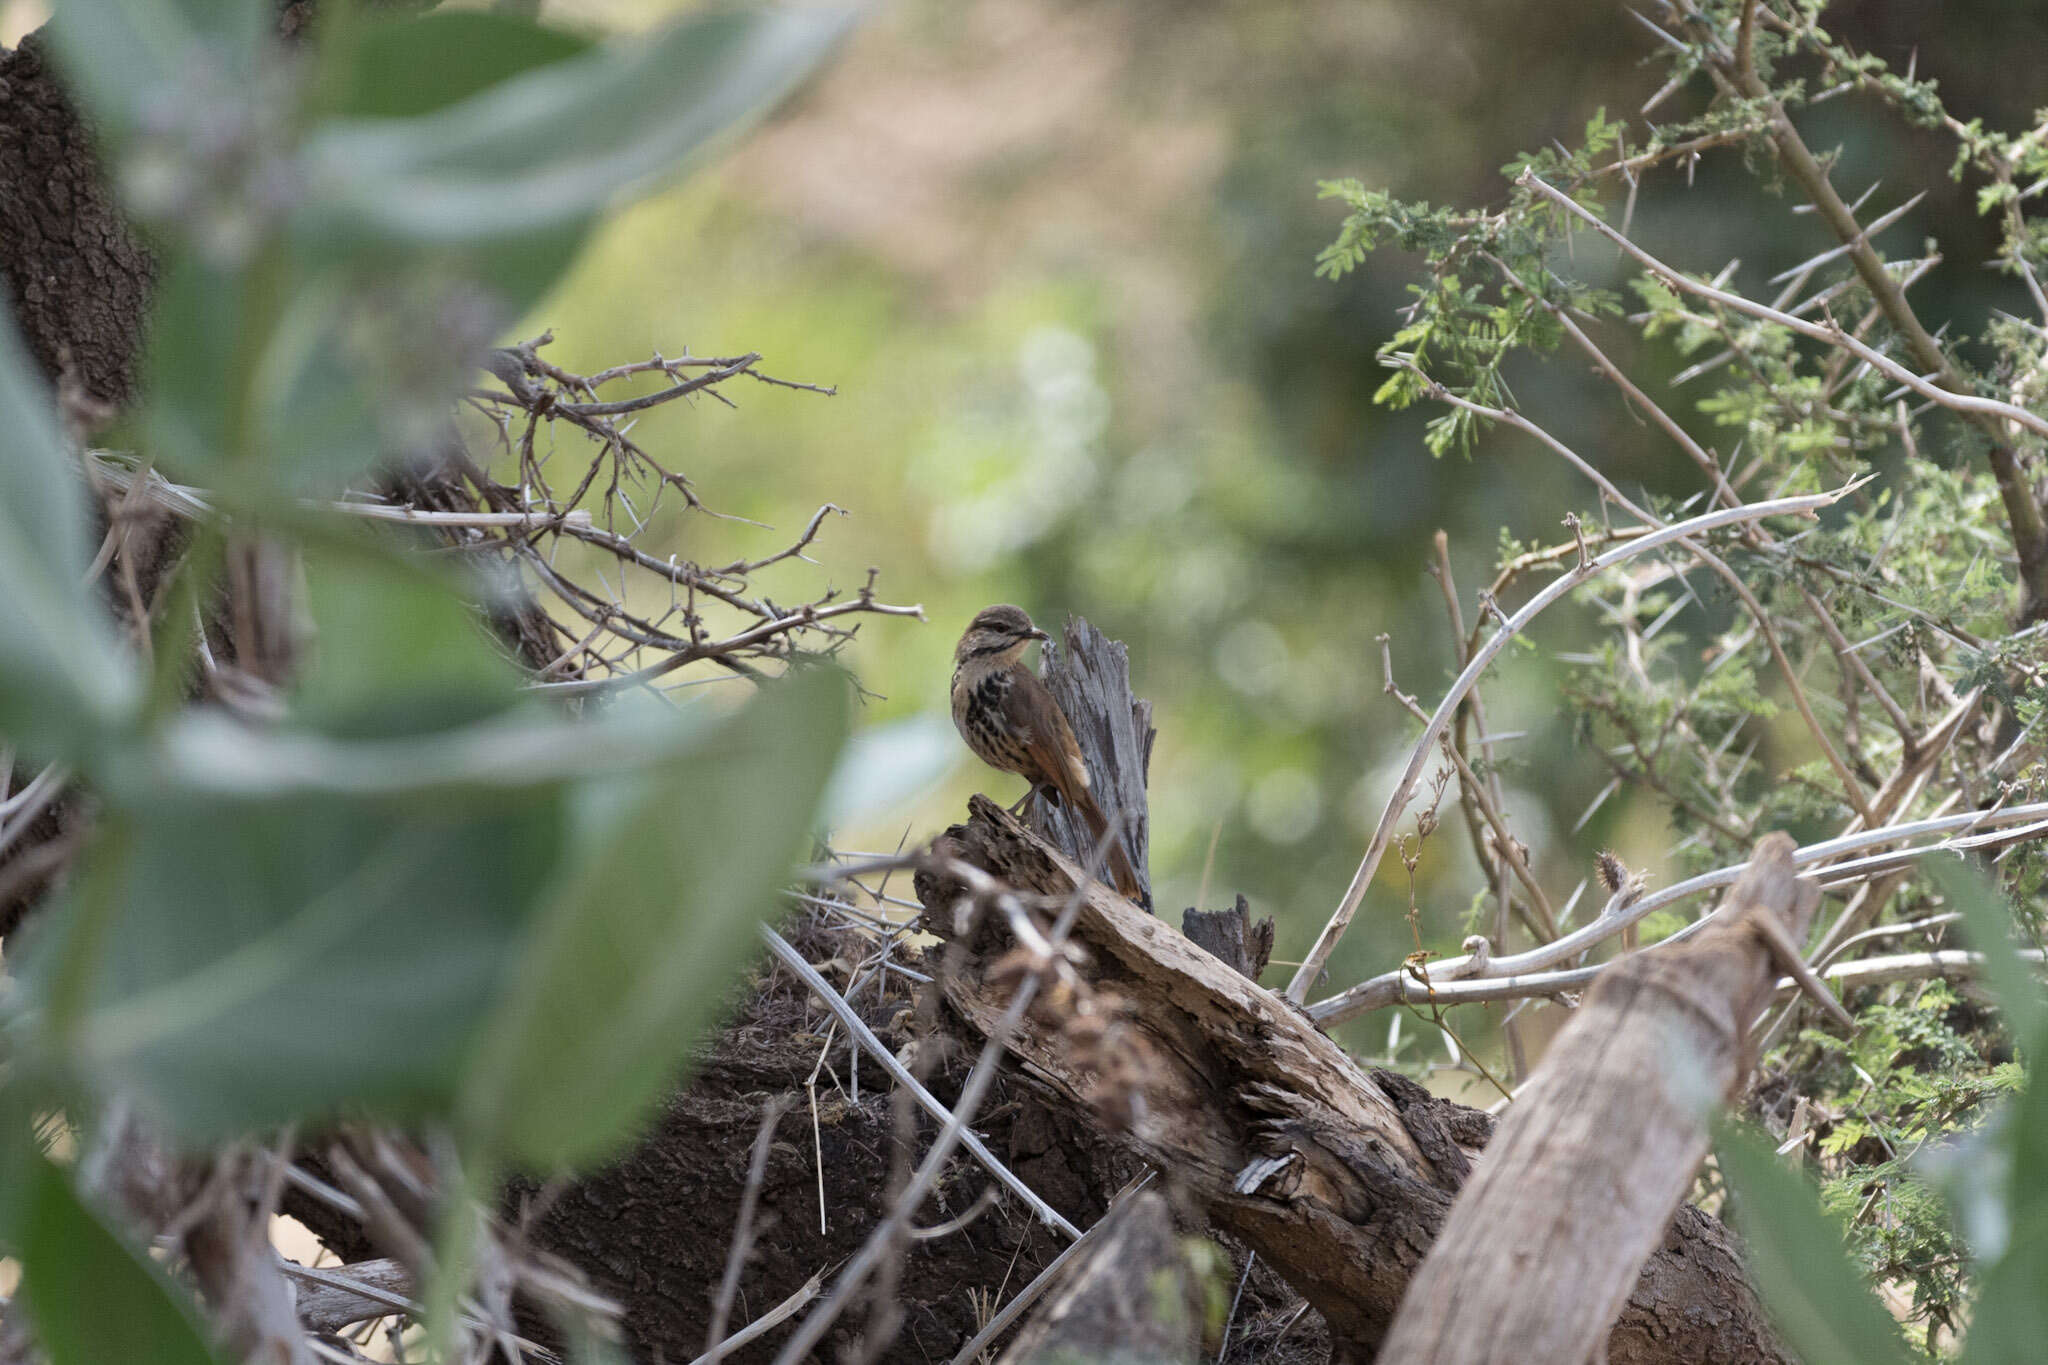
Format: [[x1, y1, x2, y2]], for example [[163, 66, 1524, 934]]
[[955, 604, 1049, 666]]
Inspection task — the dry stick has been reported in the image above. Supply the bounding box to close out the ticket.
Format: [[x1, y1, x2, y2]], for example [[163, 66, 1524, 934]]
[[276, 1259, 422, 1332], [805, 1023, 833, 1237], [1431, 533, 1523, 932], [1373, 833, 1816, 1365], [532, 594, 916, 696], [0, 762, 70, 858], [759, 926, 1080, 1240], [1324, 814, 2048, 1015], [1309, 798, 2048, 1022], [273, 1256, 559, 1355], [1808, 693, 1981, 961], [1799, 946, 2048, 993], [1217, 1253, 1259, 1364], [684, 1267, 832, 1365], [705, 1097, 796, 1364], [1380, 638, 1557, 940], [88, 460, 598, 531], [1421, 364, 1879, 828], [1283, 485, 1858, 1003], [943, 1171, 1156, 1365], [768, 833, 1117, 1365], [766, 971, 1041, 1365]]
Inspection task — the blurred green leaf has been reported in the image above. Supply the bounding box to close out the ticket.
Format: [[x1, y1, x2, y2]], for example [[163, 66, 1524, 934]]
[[44, 0, 263, 138], [245, 268, 386, 492], [1921, 1114, 2014, 1267], [142, 255, 246, 477], [1967, 1130, 2048, 1364], [0, 301, 139, 747], [1924, 854, 2045, 1048], [461, 668, 849, 1167], [322, 9, 605, 324], [15, 1146, 221, 1365], [340, 10, 594, 119], [820, 712, 959, 830], [294, 545, 524, 739], [29, 668, 844, 1147], [1716, 1124, 1913, 1365], [298, 7, 855, 248], [137, 702, 726, 800], [1959, 922, 2048, 1363], [29, 784, 565, 1140]]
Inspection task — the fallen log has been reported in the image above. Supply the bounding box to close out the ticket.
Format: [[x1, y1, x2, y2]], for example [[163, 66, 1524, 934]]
[[915, 798, 1790, 1365]]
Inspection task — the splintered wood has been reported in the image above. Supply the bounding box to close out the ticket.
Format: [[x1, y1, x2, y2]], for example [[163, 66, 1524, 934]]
[[1033, 616, 1156, 910]]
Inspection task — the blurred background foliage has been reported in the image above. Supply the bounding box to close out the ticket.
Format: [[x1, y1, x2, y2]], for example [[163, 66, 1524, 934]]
[[437, 0, 2048, 1045]]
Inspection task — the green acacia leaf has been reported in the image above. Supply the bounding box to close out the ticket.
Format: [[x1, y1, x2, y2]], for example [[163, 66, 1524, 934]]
[[461, 668, 850, 1167], [340, 10, 595, 119], [43, 0, 264, 138], [294, 545, 525, 740], [1716, 1124, 1913, 1365], [31, 785, 565, 1141], [0, 301, 139, 747], [16, 1147, 222, 1365], [297, 6, 855, 248]]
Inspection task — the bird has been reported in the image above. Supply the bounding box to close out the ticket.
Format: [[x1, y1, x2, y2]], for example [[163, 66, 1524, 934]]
[[950, 605, 1146, 903]]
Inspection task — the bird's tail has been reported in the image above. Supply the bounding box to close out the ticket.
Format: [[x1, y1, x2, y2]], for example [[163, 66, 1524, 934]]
[[1071, 789, 1148, 907]]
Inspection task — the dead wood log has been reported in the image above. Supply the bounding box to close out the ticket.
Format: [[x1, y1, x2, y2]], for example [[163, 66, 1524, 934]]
[[1375, 833, 1815, 1364], [915, 799, 1790, 1365], [1035, 616, 1154, 909], [997, 1189, 1199, 1365]]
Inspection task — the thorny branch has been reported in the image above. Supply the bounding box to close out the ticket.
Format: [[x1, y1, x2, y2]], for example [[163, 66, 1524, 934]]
[[90, 333, 922, 700]]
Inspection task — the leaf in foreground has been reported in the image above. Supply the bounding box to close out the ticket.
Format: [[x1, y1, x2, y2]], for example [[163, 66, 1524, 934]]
[[15, 1146, 221, 1365], [461, 668, 849, 1167], [1715, 1123, 1913, 1365]]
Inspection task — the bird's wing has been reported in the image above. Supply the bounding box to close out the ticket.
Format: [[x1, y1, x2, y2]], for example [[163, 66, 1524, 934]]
[[1005, 672, 1093, 799]]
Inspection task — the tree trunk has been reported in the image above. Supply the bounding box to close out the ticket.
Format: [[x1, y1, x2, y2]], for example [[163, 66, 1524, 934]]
[[0, 32, 156, 408]]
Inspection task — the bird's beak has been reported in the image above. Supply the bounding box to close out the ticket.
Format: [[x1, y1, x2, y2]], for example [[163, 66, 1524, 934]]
[[1029, 629, 1051, 643]]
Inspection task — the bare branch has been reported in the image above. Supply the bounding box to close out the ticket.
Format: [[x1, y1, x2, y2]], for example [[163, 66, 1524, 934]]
[[1285, 484, 1863, 1003]]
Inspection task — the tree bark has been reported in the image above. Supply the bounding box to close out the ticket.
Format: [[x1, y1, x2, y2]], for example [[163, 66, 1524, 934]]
[[915, 798, 1792, 1365], [0, 31, 156, 407]]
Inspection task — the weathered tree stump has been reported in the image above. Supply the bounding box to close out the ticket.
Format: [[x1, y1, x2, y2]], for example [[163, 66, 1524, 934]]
[[1182, 894, 1275, 983], [1035, 616, 1154, 910]]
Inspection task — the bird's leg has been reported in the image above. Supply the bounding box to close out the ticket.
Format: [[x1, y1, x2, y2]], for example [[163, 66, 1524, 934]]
[[1007, 787, 1035, 816]]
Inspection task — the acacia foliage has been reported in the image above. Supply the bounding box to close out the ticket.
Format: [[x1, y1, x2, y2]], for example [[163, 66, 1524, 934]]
[[1319, 1, 2048, 1356]]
